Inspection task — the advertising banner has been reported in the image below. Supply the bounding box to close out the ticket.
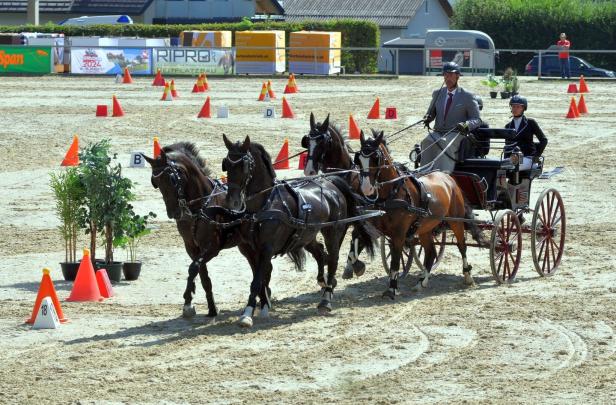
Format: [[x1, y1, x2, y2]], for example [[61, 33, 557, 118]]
[[153, 48, 234, 75], [0, 46, 52, 74], [235, 31, 285, 74], [71, 48, 152, 75], [428, 49, 471, 68], [289, 31, 341, 75]]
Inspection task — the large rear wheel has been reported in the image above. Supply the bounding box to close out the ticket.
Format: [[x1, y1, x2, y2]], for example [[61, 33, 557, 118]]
[[490, 210, 522, 284], [380, 236, 413, 277], [411, 230, 447, 273], [531, 188, 566, 277]]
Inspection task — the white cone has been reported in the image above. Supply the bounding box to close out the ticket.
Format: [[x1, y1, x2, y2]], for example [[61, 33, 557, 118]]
[[115, 74, 122, 83], [32, 297, 60, 330]]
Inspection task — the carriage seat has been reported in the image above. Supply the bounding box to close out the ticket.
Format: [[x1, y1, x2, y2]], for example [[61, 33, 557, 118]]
[[455, 158, 514, 171]]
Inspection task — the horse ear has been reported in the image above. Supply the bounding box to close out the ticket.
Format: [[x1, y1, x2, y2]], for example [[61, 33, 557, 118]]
[[159, 150, 167, 164], [359, 130, 366, 145], [376, 131, 385, 145], [310, 112, 316, 130], [223, 133, 233, 150], [141, 153, 156, 166], [241, 136, 251, 152], [320, 114, 330, 132]]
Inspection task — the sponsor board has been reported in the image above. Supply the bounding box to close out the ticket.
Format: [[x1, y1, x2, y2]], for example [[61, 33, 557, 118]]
[[0, 46, 52, 74], [153, 48, 234, 75], [71, 48, 152, 74]]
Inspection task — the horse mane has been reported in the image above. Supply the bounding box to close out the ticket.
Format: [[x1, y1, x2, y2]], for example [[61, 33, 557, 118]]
[[163, 142, 211, 177], [329, 123, 356, 155], [249, 141, 277, 180]]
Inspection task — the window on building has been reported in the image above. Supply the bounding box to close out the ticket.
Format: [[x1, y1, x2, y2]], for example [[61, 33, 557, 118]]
[[425, 0, 429, 13]]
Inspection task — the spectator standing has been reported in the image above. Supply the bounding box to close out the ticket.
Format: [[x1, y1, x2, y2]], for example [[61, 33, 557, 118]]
[[557, 33, 571, 79]]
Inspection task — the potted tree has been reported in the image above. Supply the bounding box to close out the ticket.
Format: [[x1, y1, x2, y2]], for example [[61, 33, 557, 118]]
[[114, 210, 156, 281], [511, 74, 520, 96], [500, 67, 514, 99], [481, 74, 499, 99], [50, 167, 85, 281], [78, 139, 135, 282]]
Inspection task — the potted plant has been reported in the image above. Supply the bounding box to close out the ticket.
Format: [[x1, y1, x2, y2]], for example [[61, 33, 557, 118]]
[[50, 167, 85, 281], [481, 74, 499, 98], [78, 139, 135, 282], [114, 210, 156, 281], [510, 74, 520, 96], [500, 68, 514, 99]]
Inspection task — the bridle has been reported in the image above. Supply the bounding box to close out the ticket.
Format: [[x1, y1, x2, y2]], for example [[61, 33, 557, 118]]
[[302, 129, 332, 173], [221, 151, 256, 213], [151, 160, 193, 220], [354, 146, 383, 202]]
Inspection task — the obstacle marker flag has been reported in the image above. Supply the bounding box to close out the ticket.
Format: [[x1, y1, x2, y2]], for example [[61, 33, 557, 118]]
[[385, 107, 398, 120], [96, 105, 107, 117], [61, 135, 79, 166], [264, 107, 276, 118], [26, 268, 68, 324]]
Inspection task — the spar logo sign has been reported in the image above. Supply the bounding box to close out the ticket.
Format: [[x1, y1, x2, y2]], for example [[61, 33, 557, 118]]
[[0, 50, 24, 68], [0, 46, 52, 73]]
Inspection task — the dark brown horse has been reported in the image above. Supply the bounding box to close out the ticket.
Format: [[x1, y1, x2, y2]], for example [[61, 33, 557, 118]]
[[222, 134, 373, 327], [301, 113, 375, 279], [142, 143, 262, 319], [355, 131, 482, 297]]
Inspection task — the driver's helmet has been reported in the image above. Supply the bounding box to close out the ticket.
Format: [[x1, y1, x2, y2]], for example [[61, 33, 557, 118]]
[[442, 61, 462, 75], [509, 95, 528, 111], [473, 95, 483, 111]]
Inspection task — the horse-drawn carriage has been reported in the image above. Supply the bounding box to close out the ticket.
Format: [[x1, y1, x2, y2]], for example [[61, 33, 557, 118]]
[[379, 128, 565, 284]]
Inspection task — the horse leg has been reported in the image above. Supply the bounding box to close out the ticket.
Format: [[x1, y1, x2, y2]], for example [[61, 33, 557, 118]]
[[414, 232, 437, 291], [342, 227, 366, 279], [182, 261, 199, 318], [450, 221, 475, 286], [240, 244, 270, 318], [318, 228, 344, 314], [383, 233, 404, 300], [305, 239, 327, 288], [239, 246, 272, 328], [196, 259, 218, 318]]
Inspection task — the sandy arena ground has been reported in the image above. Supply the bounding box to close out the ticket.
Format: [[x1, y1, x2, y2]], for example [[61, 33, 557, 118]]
[[0, 74, 615, 404]]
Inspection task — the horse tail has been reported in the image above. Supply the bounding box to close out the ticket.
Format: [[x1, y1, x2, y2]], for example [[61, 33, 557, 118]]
[[328, 175, 377, 258], [463, 200, 487, 248], [287, 247, 306, 272]]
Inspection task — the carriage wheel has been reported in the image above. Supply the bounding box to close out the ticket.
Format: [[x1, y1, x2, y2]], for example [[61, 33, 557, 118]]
[[411, 230, 447, 273], [531, 188, 566, 277], [490, 210, 522, 284], [380, 236, 413, 277]]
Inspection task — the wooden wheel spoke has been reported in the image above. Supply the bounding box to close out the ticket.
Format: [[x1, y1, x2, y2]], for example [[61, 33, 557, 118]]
[[550, 205, 561, 228], [542, 240, 549, 272]]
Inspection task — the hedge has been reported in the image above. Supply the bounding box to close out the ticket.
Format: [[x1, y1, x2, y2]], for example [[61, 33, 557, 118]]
[[451, 0, 616, 74], [0, 19, 380, 73]]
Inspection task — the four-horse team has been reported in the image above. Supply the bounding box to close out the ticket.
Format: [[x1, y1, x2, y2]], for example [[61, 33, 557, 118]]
[[144, 62, 565, 328]]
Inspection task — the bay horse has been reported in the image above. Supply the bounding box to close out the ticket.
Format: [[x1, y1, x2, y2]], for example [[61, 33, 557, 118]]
[[222, 134, 373, 327], [142, 143, 263, 319], [355, 130, 483, 297], [301, 113, 375, 280]]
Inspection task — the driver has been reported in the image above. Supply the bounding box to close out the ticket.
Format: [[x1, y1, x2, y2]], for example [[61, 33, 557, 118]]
[[504, 95, 548, 170], [420, 61, 482, 172]]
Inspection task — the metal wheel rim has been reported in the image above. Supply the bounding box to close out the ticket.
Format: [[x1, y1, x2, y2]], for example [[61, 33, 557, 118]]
[[490, 210, 522, 284], [380, 236, 413, 277], [411, 230, 447, 273], [531, 188, 566, 277]]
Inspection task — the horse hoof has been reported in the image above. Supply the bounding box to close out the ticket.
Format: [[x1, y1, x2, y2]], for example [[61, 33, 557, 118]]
[[382, 289, 396, 300], [412, 283, 425, 293], [353, 260, 366, 277], [182, 305, 196, 318], [463, 275, 476, 287], [238, 315, 253, 328], [207, 308, 218, 318], [342, 264, 354, 279], [259, 305, 270, 318], [317, 300, 332, 315]]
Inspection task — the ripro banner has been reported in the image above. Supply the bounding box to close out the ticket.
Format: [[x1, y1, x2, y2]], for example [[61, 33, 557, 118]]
[[153, 48, 234, 75], [0, 46, 52, 74]]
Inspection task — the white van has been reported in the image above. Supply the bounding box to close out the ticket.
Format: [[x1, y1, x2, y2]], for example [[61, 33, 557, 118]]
[[59, 15, 133, 26], [424, 29, 496, 75]]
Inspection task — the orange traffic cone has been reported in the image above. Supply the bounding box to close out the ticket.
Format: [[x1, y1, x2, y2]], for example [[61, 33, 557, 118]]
[[112, 95, 124, 117], [267, 80, 276, 99], [192, 75, 201, 93], [123, 67, 133, 84], [67, 249, 103, 302], [282, 97, 295, 118], [25, 268, 68, 324], [201, 73, 209, 91], [198, 96, 212, 118], [170, 79, 179, 98], [579, 75, 589, 93], [577, 94, 588, 114], [273, 138, 290, 170], [258, 82, 268, 101], [160, 82, 173, 101], [61, 135, 79, 166], [284, 74, 297, 94], [298, 151, 308, 170], [196, 75, 206, 92], [291, 73, 299, 92], [349, 114, 361, 140], [567, 83, 578, 93], [367, 97, 380, 119], [566, 97, 579, 119], [153, 136, 162, 158], [152, 69, 165, 86]]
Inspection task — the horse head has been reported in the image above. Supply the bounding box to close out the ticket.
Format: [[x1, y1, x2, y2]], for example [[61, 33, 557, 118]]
[[355, 129, 385, 197], [301, 112, 332, 176], [143, 143, 211, 220]]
